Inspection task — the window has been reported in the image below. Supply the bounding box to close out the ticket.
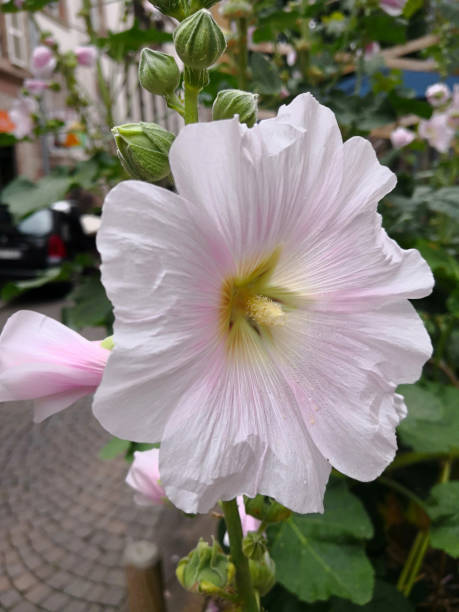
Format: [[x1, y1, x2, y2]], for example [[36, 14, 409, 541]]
[[18, 210, 53, 236], [5, 11, 28, 68]]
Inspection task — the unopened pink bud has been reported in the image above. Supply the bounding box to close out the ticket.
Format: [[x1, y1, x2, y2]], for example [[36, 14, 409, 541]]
[[24, 79, 49, 95], [364, 42, 381, 60], [31, 46, 56, 78], [75, 45, 97, 67], [379, 0, 407, 16], [390, 126, 415, 149], [426, 83, 451, 107], [125, 449, 166, 506]]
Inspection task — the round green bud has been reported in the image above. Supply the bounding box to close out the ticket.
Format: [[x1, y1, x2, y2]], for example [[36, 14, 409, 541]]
[[249, 553, 276, 597], [139, 49, 180, 96], [176, 538, 235, 594], [173, 9, 226, 70], [112, 122, 175, 182], [244, 495, 292, 524], [221, 0, 253, 19], [212, 89, 258, 127], [242, 531, 267, 561]]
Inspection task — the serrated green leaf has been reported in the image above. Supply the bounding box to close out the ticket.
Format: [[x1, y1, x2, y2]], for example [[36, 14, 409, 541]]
[[415, 240, 459, 281], [398, 383, 459, 453], [402, 0, 424, 18], [99, 436, 131, 460], [363, 15, 406, 44], [427, 481, 459, 558], [269, 481, 374, 605], [63, 275, 113, 331]]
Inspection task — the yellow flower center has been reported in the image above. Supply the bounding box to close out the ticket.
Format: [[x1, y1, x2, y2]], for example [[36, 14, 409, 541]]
[[219, 248, 294, 355]]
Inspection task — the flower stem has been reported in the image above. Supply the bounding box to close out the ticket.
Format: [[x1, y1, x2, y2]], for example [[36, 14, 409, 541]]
[[237, 17, 249, 90], [184, 80, 199, 125], [221, 499, 259, 612]]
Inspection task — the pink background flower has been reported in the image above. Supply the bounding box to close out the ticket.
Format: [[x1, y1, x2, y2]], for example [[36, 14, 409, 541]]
[[75, 45, 97, 67], [125, 448, 166, 506], [0, 311, 109, 422], [390, 126, 415, 149], [31, 46, 56, 79]]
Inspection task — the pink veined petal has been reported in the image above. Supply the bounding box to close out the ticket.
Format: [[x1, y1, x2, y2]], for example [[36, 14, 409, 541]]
[[159, 343, 331, 515], [0, 311, 108, 420], [269, 300, 432, 481]]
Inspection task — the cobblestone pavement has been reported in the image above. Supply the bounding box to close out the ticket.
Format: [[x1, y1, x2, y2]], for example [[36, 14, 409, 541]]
[[0, 298, 213, 612]]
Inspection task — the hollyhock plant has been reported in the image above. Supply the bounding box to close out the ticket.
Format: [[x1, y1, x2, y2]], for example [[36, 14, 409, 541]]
[[379, 0, 407, 17], [0, 311, 109, 422], [425, 83, 451, 107], [390, 126, 415, 149], [31, 45, 56, 79], [126, 448, 167, 506], [93, 93, 433, 515], [75, 45, 98, 68], [419, 113, 454, 153]]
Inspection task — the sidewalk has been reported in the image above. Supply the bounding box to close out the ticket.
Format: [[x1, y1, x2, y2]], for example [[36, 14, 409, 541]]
[[0, 398, 212, 611]]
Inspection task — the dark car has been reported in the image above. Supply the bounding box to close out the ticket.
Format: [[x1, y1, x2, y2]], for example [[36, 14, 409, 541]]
[[0, 201, 97, 280]]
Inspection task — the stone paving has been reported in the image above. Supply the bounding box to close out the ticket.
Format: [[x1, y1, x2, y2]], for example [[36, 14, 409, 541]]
[[0, 398, 212, 612], [0, 298, 213, 611]]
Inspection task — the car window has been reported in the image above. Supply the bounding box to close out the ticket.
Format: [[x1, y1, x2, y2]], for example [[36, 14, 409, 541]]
[[18, 210, 53, 236]]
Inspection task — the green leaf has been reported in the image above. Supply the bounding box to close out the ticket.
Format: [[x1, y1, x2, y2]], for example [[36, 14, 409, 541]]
[[427, 187, 459, 221], [388, 93, 432, 119], [363, 15, 406, 44], [398, 383, 459, 453], [415, 240, 459, 282], [427, 481, 459, 558], [62, 275, 113, 331], [402, 0, 424, 18], [1, 266, 69, 302], [97, 23, 173, 61], [269, 481, 374, 605], [1, 174, 73, 221], [250, 53, 282, 95], [98, 436, 131, 460], [1, 0, 56, 12]]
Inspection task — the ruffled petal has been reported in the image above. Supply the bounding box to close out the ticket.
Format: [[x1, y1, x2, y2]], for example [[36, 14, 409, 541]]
[[269, 301, 431, 481], [159, 349, 331, 514], [0, 311, 108, 419]]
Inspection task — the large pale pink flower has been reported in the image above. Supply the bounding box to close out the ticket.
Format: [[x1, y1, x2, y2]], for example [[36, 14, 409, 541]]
[[418, 113, 454, 153], [425, 83, 451, 108], [126, 448, 166, 506], [93, 93, 433, 515], [0, 311, 109, 422]]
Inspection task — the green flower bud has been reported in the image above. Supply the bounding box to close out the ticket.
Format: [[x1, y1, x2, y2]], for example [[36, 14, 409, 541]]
[[174, 9, 226, 70], [249, 553, 276, 596], [176, 538, 235, 594], [139, 49, 180, 96], [212, 89, 258, 127], [244, 495, 292, 524], [148, 0, 186, 20], [242, 531, 267, 561], [112, 122, 175, 182], [221, 0, 253, 19], [100, 336, 114, 351]]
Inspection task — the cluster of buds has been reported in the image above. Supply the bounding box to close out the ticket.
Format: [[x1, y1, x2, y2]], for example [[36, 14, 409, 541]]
[[113, 1, 259, 182]]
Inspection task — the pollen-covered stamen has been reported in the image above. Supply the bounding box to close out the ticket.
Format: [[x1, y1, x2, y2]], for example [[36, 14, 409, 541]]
[[246, 295, 286, 328]]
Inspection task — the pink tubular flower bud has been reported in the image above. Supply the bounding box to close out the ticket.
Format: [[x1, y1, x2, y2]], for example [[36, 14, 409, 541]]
[[24, 79, 49, 95], [390, 126, 415, 149], [425, 83, 451, 107], [379, 0, 407, 16], [125, 449, 166, 506], [31, 45, 56, 78], [75, 45, 97, 68]]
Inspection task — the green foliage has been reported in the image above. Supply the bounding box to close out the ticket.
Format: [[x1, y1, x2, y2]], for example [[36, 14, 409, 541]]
[[1, 174, 74, 221], [250, 53, 282, 95], [397, 383, 459, 454], [98, 436, 131, 460], [62, 275, 113, 332], [427, 482, 459, 558], [0, 266, 69, 302], [269, 481, 374, 605], [97, 23, 173, 62]]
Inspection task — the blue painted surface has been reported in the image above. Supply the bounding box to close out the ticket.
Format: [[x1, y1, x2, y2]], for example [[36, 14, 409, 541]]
[[339, 70, 459, 97]]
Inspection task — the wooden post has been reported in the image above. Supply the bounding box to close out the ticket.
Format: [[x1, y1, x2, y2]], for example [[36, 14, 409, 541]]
[[124, 541, 166, 612]]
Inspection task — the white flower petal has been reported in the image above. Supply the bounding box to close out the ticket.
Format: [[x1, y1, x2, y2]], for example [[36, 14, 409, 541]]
[[160, 353, 331, 514]]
